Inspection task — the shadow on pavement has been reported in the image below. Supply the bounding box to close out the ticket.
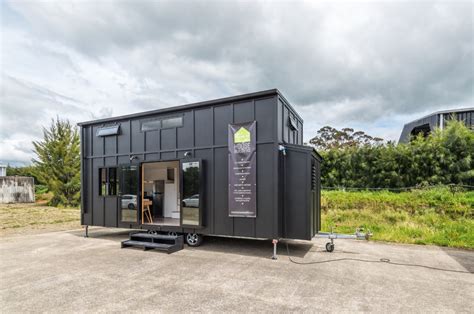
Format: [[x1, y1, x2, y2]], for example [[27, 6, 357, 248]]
[[441, 247, 474, 273], [196, 236, 313, 258], [68, 227, 314, 258], [68, 227, 130, 242]]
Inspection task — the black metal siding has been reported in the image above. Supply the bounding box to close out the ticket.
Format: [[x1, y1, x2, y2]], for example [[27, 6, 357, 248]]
[[282, 146, 311, 240], [80, 90, 320, 240]]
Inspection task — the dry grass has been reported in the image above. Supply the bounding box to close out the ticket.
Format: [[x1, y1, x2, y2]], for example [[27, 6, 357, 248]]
[[0, 203, 81, 236]]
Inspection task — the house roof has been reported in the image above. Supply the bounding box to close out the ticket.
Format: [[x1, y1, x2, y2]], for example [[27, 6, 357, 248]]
[[78, 88, 302, 126]]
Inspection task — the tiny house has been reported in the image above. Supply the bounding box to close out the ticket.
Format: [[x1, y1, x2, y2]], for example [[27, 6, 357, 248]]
[[78, 89, 321, 247]]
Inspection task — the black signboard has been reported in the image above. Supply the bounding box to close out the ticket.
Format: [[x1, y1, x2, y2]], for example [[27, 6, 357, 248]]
[[228, 121, 257, 217]]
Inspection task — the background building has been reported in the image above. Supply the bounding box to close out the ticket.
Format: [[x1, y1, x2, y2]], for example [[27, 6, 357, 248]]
[[0, 164, 6, 177], [399, 108, 474, 143]]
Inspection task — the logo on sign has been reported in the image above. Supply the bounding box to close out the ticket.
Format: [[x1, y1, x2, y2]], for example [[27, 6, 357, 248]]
[[234, 127, 251, 143]]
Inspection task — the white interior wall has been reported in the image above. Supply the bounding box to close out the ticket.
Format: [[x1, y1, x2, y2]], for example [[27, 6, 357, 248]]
[[143, 162, 179, 219]]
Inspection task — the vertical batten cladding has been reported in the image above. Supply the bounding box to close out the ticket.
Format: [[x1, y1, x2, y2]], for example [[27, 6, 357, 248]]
[[81, 92, 283, 239], [277, 96, 304, 145]]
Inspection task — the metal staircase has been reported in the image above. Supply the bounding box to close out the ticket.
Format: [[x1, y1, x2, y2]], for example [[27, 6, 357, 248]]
[[121, 232, 183, 253]]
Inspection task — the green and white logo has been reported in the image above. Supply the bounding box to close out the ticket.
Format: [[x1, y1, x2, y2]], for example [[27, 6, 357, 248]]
[[234, 127, 251, 143]]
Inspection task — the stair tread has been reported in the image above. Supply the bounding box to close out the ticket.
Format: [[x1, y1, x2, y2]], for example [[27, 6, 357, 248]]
[[122, 240, 175, 249], [131, 233, 181, 240]]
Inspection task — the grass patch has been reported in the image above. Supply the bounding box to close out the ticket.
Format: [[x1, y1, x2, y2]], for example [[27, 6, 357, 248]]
[[321, 187, 474, 249], [0, 203, 80, 235]]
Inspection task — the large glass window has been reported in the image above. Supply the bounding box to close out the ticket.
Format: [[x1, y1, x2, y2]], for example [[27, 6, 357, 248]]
[[182, 161, 201, 226], [99, 167, 118, 196]]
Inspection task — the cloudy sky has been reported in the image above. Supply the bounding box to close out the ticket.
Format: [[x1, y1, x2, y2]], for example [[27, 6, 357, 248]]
[[1, 0, 473, 165]]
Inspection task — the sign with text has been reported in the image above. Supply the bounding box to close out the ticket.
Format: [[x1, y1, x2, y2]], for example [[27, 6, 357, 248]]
[[228, 121, 257, 217]]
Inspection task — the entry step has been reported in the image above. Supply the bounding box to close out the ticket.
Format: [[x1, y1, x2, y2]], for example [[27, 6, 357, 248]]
[[121, 232, 183, 254]]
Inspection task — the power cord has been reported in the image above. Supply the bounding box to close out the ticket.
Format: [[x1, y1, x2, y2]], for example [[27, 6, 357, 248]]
[[285, 242, 472, 274]]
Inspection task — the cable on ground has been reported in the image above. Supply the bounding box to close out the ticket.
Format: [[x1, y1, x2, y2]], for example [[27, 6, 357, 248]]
[[285, 243, 472, 274]]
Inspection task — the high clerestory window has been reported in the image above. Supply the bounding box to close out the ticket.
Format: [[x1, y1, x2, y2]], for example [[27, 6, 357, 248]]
[[140, 116, 183, 132], [99, 167, 118, 196], [96, 125, 120, 137]]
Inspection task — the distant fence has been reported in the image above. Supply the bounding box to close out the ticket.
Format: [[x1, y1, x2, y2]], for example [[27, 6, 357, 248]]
[[321, 184, 474, 192], [0, 176, 35, 203]]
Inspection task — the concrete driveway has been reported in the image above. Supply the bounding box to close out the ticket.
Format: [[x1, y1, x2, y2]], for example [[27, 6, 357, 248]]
[[1, 228, 472, 312]]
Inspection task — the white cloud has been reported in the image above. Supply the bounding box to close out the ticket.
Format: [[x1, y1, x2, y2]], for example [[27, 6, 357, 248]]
[[0, 0, 472, 163]]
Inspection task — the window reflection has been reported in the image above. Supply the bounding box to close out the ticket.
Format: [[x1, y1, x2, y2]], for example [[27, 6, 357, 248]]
[[182, 161, 200, 226], [120, 165, 138, 223]]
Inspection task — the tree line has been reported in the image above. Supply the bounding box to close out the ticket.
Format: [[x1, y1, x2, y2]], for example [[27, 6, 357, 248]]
[[311, 121, 474, 189], [6, 118, 473, 207]]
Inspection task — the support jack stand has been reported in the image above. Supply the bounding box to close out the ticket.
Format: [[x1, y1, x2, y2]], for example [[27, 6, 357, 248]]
[[84, 225, 89, 238], [271, 239, 278, 260], [314, 227, 372, 252]]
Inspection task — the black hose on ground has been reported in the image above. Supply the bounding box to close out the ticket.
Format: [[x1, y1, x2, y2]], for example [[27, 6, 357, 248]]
[[285, 242, 472, 274]]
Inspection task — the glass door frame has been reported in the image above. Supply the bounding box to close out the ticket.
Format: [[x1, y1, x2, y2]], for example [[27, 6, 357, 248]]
[[118, 163, 141, 228], [180, 158, 204, 228]]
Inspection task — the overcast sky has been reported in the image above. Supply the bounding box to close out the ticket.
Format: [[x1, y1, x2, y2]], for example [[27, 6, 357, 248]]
[[1, 0, 473, 165]]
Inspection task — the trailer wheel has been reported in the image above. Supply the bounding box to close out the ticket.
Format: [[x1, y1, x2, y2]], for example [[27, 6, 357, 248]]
[[168, 231, 178, 237], [325, 242, 335, 253], [186, 233, 203, 247]]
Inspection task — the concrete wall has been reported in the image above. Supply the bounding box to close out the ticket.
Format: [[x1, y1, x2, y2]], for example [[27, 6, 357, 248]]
[[0, 176, 35, 203]]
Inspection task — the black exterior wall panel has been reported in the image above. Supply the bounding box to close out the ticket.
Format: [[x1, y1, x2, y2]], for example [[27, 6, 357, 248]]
[[255, 143, 275, 238], [194, 148, 213, 234], [131, 120, 144, 154], [194, 108, 213, 147], [145, 130, 159, 152], [213, 146, 233, 235], [177, 111, 194, 149], [92, 158, 104, 226], [214, 105, 233, 145], [79, 89, 321, 241], [117, 121, 130, 154], [255, 97, 276, 142], [160, 128, 176, 150]]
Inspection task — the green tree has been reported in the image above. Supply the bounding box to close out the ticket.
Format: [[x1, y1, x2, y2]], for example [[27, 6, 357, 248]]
[[6, 165, 44, 185], [316, 121, 474, 188], [32, 118, 81, 207], [310, 126, 384, 150]]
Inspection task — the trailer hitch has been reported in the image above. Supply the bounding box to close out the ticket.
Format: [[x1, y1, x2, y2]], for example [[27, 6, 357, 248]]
[[314, 227, 372, 252]]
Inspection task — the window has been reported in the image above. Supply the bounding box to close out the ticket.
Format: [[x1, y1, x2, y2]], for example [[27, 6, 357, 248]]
[[99, 167, 118, 196], [141, 119, 161, 132], [182, 161, 201, 226], [96, 125, 120, 137], [161, 116, 183, 129], [288, 116, 298, 131], [140, 116, 183, 132]]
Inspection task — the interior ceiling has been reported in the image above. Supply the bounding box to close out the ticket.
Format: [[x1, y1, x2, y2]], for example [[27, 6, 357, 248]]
[[143, 161, 179, 170]]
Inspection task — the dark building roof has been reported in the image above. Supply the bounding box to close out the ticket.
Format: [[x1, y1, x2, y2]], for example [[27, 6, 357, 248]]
[[399, 107, 474, 143], [78, 88, 301, 126]]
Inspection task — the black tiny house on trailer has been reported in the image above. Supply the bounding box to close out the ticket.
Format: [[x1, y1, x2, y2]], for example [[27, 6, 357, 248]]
[[78, 89, 321, 247]]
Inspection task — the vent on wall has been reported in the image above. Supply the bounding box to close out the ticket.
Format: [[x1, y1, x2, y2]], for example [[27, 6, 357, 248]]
[[96, 125, 120, 137], [311, 163, 317, 191], [288, 116, 298, 131]]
